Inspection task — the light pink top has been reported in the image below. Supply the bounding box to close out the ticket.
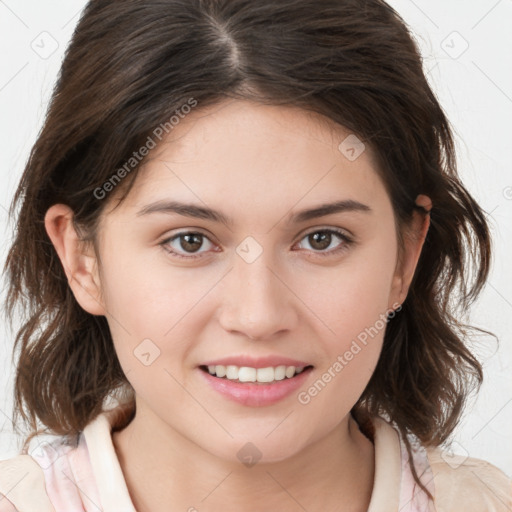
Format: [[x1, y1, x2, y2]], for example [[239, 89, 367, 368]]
[[0, 406, 510, 511]]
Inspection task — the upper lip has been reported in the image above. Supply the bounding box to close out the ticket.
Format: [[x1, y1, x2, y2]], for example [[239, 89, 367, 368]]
[[201, 355, 312, 369]]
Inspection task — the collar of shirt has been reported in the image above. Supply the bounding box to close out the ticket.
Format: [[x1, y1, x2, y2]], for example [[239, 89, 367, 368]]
[[79, 405, 434, 511]]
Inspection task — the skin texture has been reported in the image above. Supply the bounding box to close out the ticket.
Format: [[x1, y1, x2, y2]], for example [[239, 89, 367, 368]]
[[45, 99, 431, 511]]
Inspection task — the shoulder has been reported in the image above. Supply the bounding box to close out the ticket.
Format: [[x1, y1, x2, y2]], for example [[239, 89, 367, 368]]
[[425, 446, 512, 512], [0, 453, 54, 511], [0, 405, 132, 512], [0, 433, 84, 512]]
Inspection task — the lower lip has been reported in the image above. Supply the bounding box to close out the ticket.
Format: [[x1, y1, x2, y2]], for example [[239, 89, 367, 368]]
[[199, 367, 313, 407]]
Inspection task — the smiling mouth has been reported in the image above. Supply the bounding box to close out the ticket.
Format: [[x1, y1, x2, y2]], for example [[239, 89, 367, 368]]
[[199, 364, 314, 384]]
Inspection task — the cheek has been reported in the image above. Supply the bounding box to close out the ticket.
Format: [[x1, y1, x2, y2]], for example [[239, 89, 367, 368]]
[[295, 264, 394, 429], [98, 238, 216, 334], [294, 234, 396, 410], [98, 249, 221, 392], [304, 235, 397, 347]]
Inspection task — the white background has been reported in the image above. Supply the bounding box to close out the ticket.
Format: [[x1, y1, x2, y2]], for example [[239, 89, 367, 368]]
[[0, 0, 511, 476]]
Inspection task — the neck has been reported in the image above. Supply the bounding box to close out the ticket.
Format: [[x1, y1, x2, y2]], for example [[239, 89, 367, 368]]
[[112, 402, 375, 512]]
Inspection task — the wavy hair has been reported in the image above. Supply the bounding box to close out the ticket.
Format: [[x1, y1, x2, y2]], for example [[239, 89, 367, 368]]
[[3, 0, 494, 500]]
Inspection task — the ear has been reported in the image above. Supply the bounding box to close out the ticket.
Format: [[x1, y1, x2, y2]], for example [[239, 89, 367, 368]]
[[388, 195, 432, 310], [44, 204, 106, 316]]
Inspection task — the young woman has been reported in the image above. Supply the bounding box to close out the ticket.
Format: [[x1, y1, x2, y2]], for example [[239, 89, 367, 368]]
[[1, 0, 510, 510]]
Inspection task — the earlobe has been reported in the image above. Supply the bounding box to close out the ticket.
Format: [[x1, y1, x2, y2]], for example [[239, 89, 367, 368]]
[[44, 204, 106, 316], [389, 196, 432, 308]]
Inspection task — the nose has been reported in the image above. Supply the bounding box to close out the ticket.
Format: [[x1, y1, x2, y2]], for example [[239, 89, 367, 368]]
[[217, 250, 298, 341]]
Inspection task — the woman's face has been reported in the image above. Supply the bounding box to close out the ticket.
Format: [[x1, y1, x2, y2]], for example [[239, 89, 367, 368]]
[[74, 100, 424, 462]]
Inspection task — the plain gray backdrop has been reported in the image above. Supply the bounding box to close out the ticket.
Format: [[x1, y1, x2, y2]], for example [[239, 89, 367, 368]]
[[1, 0, 511, 476]]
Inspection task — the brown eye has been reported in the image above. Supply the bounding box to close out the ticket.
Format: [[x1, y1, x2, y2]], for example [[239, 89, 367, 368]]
[[307, 231, 333, 251], [161, 231, 215, 259], [296, 228, 353, 256], [178, 233, 204, 253]]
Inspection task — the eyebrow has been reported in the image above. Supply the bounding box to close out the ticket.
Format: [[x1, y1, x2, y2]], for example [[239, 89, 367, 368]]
[[136, 199, 372, 225]]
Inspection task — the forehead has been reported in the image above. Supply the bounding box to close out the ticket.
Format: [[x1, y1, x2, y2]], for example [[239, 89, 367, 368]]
[[147, 99, 379, 170], [107, 99, 391, 227]]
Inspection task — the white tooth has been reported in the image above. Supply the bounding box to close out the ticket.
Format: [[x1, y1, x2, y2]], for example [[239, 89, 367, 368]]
[[256, 367, 275, 383], [238, 367, 257, 382], [285, 366, 296, 378], [226, 365, 239, 380], [213, 364, 306, 382], [274, 365, 286, 381], [215, 365, 226, 378]]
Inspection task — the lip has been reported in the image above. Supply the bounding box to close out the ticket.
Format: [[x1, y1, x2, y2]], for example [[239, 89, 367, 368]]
[[198, 366, 313, 407], [201, 355, 311, 369]]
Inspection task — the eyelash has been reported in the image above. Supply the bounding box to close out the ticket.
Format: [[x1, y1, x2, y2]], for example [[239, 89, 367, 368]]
[[160, 228, 354, 260]]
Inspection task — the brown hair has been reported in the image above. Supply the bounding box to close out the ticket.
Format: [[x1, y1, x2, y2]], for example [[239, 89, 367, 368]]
[[3, 0, 494, 500]]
